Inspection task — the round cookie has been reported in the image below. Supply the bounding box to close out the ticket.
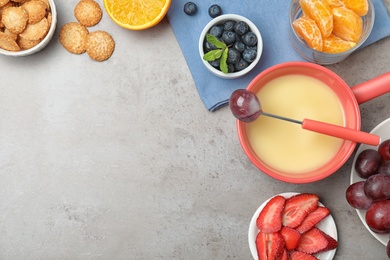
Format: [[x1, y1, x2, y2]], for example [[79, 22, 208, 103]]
[[47, 11, 52, 24], [22, 0, 47, 24], [19, 17, 49, 40], [59, 22, 89, 54], [0, 2, 15, 29], [0, 0, 10, 8], [0, 31, 20, 51], [74, 0, 102, 27], [37, 0, 50, 10], [86, 30, 115, 61], [2, 6, 29, 34], [17, 36, 40, 49], [3, 27, 18, 41]]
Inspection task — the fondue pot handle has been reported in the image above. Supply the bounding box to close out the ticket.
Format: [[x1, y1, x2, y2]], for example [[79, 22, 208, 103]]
[[351, 71, 390, 104], [302, 119, 380, 146]]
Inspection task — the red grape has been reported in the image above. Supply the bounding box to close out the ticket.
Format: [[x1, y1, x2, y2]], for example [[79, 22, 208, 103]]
[[229, 89, 262, 123], [354, 149, 382, 179], [365, 200, 390, 234], [379, 139, 390, 161], [364, 173, 390, 201], [378, 161, 390, 176], [345, 181, 373, 210]]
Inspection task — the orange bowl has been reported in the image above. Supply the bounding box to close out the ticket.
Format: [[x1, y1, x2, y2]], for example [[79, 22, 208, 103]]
[[237, 62, 361, 183]]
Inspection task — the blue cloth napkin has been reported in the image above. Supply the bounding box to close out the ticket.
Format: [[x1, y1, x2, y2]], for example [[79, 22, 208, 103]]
[[167, 0, 390, 111]]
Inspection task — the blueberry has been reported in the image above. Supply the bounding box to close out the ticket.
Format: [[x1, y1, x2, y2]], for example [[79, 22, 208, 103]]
[[208, 4, 222, 18], [209, 59, 220, 68], [234, 21, 249, 36], [222, 31, 237, 45], [235, 33, 241, 43], [242, 49, 257, 62], [223, 20, 236, 31], [204, 39, 219, 52], [234, 59, 249, 71], [234, 41, 246, 53], [246, 45, 257, 51], [228, 64, 235, 73], [227, 48, 241, 64], [209, 25, 223, 38], [184, 2, 197, 16], [242, 32, 257, 47]]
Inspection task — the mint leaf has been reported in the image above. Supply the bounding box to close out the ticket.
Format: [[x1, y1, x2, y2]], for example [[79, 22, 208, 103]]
[[220, 48, 228, 73], [206, 34, 226, 49], [203, 49, 223, 61]]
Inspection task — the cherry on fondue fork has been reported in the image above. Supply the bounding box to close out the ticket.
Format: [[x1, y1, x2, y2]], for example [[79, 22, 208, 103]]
[[229, 89, 380, 146]]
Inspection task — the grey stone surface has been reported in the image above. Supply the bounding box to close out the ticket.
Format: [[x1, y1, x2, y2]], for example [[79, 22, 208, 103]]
[[0, 1, 389, 259]]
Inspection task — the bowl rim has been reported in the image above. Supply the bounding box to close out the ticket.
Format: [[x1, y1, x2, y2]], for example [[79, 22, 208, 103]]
[[237, 61, 360, 183], [0, 0, 57, 57], [289, 0, 375, 63], [198, 14, 263, 79]]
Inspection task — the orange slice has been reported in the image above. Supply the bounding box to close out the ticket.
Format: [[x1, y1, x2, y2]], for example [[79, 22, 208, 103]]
[[300, 0, 333, 37], [103, 0, 171, 30], [340, 0, 368, 16], [332, 6, 362, 42], [293, 16, 323, 51], [322, 34, 356, 53]]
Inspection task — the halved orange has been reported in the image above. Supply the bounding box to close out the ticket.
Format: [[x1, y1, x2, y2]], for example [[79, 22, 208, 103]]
[[340, 0, 368, 16], [103, 0, 171, 30], [332, 6, 362, 42], [323, 34, 356, 53], [293, 16, 323, 51], [300, 0, 333, 37]]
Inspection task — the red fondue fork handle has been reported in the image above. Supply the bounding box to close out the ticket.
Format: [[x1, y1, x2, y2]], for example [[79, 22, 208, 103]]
[[261, 112, 381, 146], [302, 119, 380, 146]]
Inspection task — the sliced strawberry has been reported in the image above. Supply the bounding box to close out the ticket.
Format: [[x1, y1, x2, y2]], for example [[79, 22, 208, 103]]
[[256, 231, 285, 260], [280, 249, 289, 260], [257, 195, 286, 233], [267, 232, 286, 260], [282, 193, 319, 228], [256, 231, 268, 260], [280, 226, 301, 250], [296, 227, 338, 254], [290, 251, 318, 260], [296, 206, 330, 234]]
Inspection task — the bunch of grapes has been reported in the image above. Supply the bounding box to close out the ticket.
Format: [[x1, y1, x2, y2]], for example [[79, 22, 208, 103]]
[[345, 139, 390, 258]]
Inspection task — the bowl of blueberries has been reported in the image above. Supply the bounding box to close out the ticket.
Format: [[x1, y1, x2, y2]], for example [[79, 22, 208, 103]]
[[198, 14, 263, 79]]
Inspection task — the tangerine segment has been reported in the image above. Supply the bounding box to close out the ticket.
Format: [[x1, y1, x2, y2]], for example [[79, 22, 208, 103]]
[[325, 0, 344, 7], [340, 0, 368, 16], [300, 0, 333, 37], [103, 0, 171, 30], [293, 16, 323, 51], [323, 34, 356, 53], [332, 6, 362, 42]]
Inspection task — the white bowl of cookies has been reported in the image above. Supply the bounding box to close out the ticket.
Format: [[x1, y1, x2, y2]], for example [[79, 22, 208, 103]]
[[0, 0, 57, 56]]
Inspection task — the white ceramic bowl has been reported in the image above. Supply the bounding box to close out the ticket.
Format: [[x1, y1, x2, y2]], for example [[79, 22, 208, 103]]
[[248, 192, 338, 260], [0, 0, 57, 57], [350, 118, 390, 246], [198, 14, 263, 79]]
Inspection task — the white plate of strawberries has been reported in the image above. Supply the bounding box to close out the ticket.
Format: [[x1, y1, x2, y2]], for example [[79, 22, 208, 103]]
[[248, 192, 338, 260]]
